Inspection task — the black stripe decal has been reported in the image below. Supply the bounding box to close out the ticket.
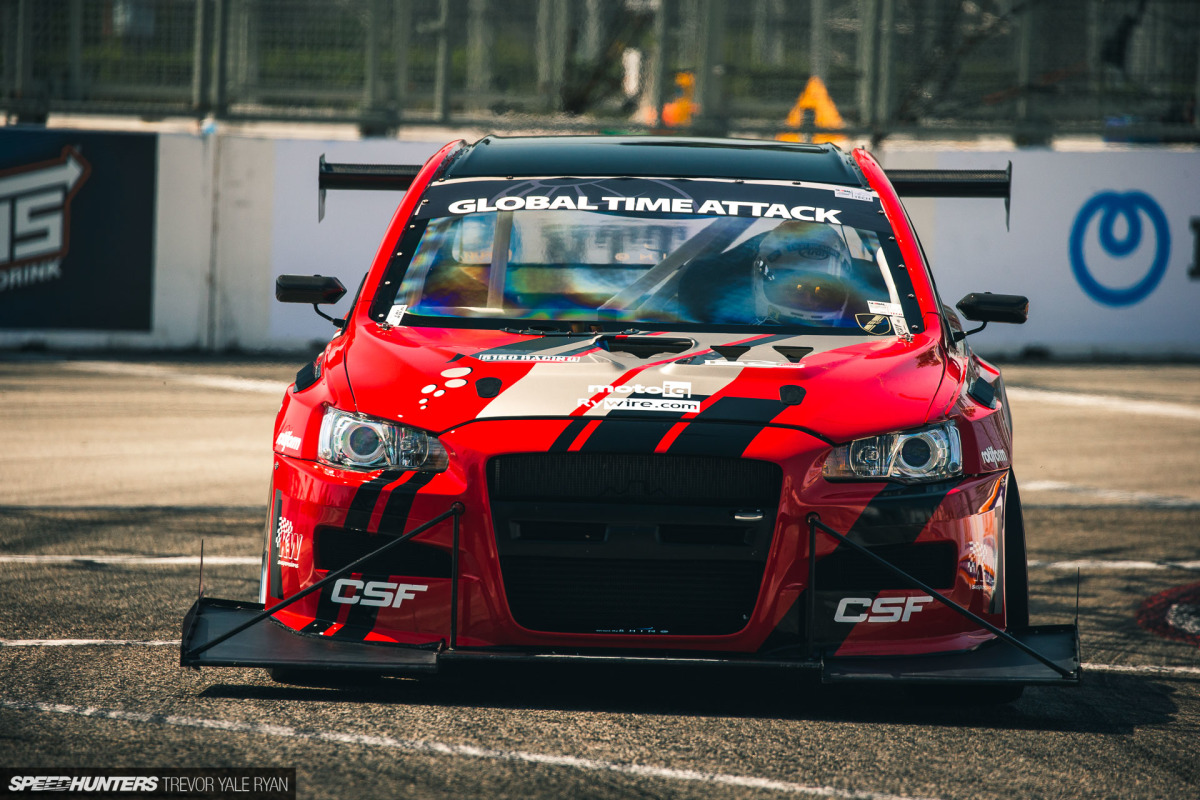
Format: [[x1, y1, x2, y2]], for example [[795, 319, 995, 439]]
[[548, 419, 589, 452], [300, 586, 343, 635], [576, 419, 680, 454], [377, 471, 437, 534], [343, 469, 405, 531], [329, 471, 438, 641], [816, 479, 961, 649], [695, 396, 789, 424], [666, 422, 764, 458]]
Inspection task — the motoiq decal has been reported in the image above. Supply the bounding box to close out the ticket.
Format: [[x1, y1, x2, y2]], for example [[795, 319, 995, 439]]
[[578, 381, 701, 413]]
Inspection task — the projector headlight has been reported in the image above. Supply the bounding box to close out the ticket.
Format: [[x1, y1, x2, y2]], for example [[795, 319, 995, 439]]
[[318, 407, 448, 472], [823, 422, 961, 483]]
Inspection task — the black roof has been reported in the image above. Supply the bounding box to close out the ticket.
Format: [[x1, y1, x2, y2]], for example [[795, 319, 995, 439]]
[[443, 136, 865, 187]]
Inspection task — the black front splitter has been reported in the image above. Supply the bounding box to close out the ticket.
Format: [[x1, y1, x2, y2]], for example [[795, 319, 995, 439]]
[[181, 597, 1079, 685]]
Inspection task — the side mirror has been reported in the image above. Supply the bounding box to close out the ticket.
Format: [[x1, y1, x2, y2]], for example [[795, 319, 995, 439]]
[[953, 292, 1029, 340], [276, 274, 346, 305], [276, 275, 348, 327]]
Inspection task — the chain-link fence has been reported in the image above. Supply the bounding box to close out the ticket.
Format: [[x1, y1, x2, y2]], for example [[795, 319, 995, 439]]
[[3, 0, 1198, 142]]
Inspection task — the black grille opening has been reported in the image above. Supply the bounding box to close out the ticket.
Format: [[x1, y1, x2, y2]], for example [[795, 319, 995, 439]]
[[488, 454, 782, 506], [815, 541, 957, 591], [659, 524, 751, 547], [314, 527, 451, 578], [488, 454, 781, 636], [513, 521, 608, 542], [500, 557, 764, 635]]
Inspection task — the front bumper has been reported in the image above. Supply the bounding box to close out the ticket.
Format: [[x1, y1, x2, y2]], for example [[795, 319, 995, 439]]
[[263, 419, 1016, 658]]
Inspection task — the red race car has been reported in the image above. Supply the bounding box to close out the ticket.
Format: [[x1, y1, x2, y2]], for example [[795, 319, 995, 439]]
[[182, 136, 1079, 702]]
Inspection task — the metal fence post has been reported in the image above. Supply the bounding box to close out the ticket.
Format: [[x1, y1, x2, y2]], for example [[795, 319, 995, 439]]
[[13, 0, 33, 106], [211, 0, 230, 117], [434, 0, 451, 123], [393, 0, 411, 125], [694, 0, 727, 136], [857, 0, 879, 130], [874, 0, 895, 143], [467, 0, 492, 112], [810, 0, 828, 81], [193, 0, 213, 117]]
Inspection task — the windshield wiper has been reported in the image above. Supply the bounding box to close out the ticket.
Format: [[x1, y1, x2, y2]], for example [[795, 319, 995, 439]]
[[500, 326, 592, 337]]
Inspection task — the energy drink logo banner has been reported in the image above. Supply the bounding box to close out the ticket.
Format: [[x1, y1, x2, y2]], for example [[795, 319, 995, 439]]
[[0, 130, 156, 330]]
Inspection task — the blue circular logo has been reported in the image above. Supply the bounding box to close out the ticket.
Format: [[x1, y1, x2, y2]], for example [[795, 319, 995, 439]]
[[1069, 191, 1170, 307]]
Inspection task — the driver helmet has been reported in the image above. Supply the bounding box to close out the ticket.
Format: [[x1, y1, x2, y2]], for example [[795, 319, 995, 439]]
[[752, 221, 854, 324]]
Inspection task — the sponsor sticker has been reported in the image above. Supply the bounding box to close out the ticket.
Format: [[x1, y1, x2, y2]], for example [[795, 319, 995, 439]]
[[578, 380, 701, 413], [855, 313, 893, 336], [446, 195, 843, 224], [385, 304, 407, 326], [834, 595, 934, 623], [476, 353, 581, 362], [274, 430, 302, 452], [331, 579, 428, 608], [867, 300, 903, 316], [835, 187, 876, 203], [275, 516, 301, 568], [981, 446, 1007, 466], [960, 539, 997, 592]]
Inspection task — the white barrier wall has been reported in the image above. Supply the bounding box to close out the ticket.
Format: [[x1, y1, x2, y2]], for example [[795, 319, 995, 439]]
[[882, 149, 1200, 357], [1, 131, 1196, 356]]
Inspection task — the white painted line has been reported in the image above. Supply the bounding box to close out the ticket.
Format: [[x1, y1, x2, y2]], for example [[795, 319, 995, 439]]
[[1082, 663, 1200, 678], [1006, 387, 1200, 421], [1021, 480, 1200, 508], [0, 555, 259, 566], [61, 362, 287, 395], [0, 699, 941, 800], [1029, 559, 1200, 571], [0, 639, 180, 647]]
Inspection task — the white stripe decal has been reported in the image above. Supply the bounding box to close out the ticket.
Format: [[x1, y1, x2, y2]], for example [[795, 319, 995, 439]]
[[61, 362, 286, 395], [0, 699, 939, 800], [0, 639, 180, 647], [1082, 663, 1200, 677], [1006, 387, 1200, 421], [0, 555, 259, 566], [1020, 480, 1200, 508], [1028, 560, 1200, 571], [5, 554, 1198, 571]]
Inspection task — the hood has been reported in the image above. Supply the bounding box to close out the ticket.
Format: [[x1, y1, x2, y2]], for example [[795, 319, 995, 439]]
[[343, 324, 947, 442]]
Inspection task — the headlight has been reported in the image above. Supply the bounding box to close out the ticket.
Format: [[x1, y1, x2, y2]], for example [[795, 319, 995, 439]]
[[823, 422, 961, 483], [318, 407, 448, 472]]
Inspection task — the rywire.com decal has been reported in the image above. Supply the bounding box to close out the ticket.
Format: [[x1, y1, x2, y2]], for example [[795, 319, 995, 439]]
[[1069, 191, 1170, 307]]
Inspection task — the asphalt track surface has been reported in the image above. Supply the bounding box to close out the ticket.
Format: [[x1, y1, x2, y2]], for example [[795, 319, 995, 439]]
[[1, 356, 1198, 800]]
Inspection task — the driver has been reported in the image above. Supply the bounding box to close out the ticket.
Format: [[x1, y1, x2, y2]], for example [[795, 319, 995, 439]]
[[752, 221, 855, 325]]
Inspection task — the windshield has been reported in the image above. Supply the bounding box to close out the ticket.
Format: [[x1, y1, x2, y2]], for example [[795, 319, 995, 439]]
[[382, 178, 916, 335]]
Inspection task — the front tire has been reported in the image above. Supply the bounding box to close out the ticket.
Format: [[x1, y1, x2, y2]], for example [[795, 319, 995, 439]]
[[1004, 472, 1030, 629]]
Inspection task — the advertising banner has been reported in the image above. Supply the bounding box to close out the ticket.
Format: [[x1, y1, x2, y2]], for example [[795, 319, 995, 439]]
[[924, 150, 1200, 356], [0, 129, 156, 330]]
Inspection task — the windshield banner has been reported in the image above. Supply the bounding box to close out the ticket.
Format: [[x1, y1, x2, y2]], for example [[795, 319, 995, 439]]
[[416, 178, 883, 231]]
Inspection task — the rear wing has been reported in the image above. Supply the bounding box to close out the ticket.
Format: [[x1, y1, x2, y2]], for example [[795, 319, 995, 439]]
[[317, 156, 1013, 226], [318, 154, 421, 220], [886, 164, 1012, 228]]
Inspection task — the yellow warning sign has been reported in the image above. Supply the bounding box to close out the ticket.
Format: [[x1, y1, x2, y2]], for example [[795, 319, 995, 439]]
[[776, 76, 846, 145]]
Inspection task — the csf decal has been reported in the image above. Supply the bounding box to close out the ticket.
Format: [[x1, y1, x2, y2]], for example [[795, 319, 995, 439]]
[[834, 595, 933, 623], [331, 579, 428, 608], [0, 146, 90, 292]]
